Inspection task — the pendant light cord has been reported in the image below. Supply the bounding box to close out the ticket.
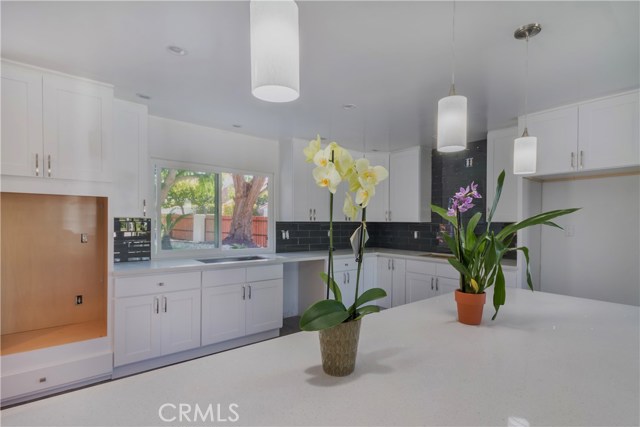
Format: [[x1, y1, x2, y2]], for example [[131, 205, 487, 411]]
[[524, 33, 530, 131], [450, 0, 456, 94]]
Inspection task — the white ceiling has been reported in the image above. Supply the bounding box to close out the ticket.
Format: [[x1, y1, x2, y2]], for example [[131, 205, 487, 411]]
[[2, 1, 638, 152]]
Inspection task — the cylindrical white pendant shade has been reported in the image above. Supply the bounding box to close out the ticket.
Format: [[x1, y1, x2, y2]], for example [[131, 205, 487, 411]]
[[250, 0, 299, 103], [437, 95, 467, 152], [513, 135, 537, 175]]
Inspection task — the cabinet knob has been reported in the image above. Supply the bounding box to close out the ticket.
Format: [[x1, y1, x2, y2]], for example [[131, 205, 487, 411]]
[[143, 199, 147, 217], [248, 285, 252, 299], [431, 277, 434, 290], [158, 282, 165, 286], [435, 278, 439, 292], [242, 286, 246, 300], [35, 153, 39, 176], [47, 154, 51, 177], [571, 152, 575, 169], [39, 377, 47, 383], [579, 150, 584, 169]]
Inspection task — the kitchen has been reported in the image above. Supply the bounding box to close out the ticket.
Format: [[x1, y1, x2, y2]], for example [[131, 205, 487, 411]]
[[0, 1, 638, 426]]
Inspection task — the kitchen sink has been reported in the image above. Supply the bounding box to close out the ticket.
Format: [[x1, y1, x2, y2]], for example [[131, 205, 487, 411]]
[[418, 252, 453, 259], [198, 256, 269, 264]]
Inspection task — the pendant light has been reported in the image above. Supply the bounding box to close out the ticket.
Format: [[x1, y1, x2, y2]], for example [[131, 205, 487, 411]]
[[437, 0, 467, 153], [513, 23, 541, 175], [250, 0, 300, 103]]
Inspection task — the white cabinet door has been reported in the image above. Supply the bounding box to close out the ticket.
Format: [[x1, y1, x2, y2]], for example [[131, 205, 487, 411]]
[[246, 279, 283, 335], [160, 289, 201, 355], [42, 73, 113, 182], [389, 147, 430, 222], [1, 62, 43, 177], [578, 91, 639, 171], [406, 272, 435, 303], [523, 106, 578, 176], [112, 99, 148, 218], [364, 152, 390, 222], [114, 295, 161, 366], [201, 284, 246, 346], [435, 277, 458, 296], [375, 257, 393, 309], [486, 127, 519, 222], [391, 258, 406, 307], [337, 270, 358, 309]]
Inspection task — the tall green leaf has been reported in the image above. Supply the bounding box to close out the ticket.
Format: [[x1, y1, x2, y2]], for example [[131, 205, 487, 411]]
[[487, 170, 505, 226], [430, 204, 458, 227], [496, 208, 580, 240], [491, 264, 506, 320]]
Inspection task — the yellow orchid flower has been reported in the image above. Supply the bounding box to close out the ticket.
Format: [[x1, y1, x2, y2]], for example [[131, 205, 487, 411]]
[[312, 163, 341, 194], [324, 142, 354, 177], [344, 166, 361, 193], [355, 158, 389, 188], [304, 135, 321, 163], [355, 184, 375, 208], [343, 192, 359, 219], [470, 278, 479, 293]]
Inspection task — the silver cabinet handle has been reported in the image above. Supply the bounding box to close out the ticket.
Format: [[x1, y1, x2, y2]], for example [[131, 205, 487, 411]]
[[313, 208, 316, 221], [47, 154, 51, 177], [143, 199, 147, 217], [571, 152, 575, 169], [347, 272, 350, 283], [154, 297, 159, 314], [431, 277, 434, 290], [343, 272, 346, 284], [388, 259, 391, 270], [158, 282, 165, 287], [35, 153, 39, 176], [242, 286, 246, 300], [248, 285, 252, 299], [579, 150, 584, 169], [436, 278, 439, 292], [391, 259, 395, 270], [385, 211, 388, 221], [309, 208, 312, 221], [163, 296, 167, 313], [388, 210, 391, 221]]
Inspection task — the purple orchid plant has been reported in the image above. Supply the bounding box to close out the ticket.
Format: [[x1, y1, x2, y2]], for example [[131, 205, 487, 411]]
[[431, 171, 579, 320]]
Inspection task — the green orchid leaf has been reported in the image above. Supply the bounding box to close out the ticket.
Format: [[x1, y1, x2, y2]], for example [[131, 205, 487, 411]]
[[441, 232, 459, 258], [491, 265, 506, 320], [354, 305, 381, 320], [299, 299, 349, 331], [320, 272, 342, 303], [448, 258, 471, 280], [487, 170, 505, 226], [466, 212, 482, 246], [353, 287, 387, 309], [542, 220, 562, 230], [430, 204, 458, 227], [496, 208, 580, 241], [514, 246, 534, 291]]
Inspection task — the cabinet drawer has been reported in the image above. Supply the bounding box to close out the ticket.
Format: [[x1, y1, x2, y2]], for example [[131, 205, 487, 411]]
[[115, 271, 201, 297], [406, 260, 436, 275], [1, 352, 111, 401], [203, 268, 246, 287], [246, 264, 283, 282], [332, 257, 358, 272], [435, 262, 459, 279]]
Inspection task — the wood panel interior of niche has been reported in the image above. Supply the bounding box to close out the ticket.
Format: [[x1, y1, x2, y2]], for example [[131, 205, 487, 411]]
[[1, 192, 107, 353]]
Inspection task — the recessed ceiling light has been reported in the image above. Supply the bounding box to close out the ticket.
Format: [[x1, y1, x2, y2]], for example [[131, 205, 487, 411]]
[[342, 104, 357, 110], [166, 45, 188, 56], [136, 93, 151, 100], [232, 124, 242, 128]]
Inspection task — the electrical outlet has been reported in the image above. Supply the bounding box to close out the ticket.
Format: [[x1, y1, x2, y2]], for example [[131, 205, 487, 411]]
[[80, 233, 88, 243], [75, 295, 83, 305], [414, 231, 419, 239]]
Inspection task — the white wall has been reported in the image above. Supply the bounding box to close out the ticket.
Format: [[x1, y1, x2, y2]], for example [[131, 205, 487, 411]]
[[148, 116, 279, 175], [540, 174, 640, 305]]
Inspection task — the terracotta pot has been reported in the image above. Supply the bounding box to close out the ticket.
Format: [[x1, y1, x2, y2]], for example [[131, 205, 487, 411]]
[[318, 318, 361, 376], [454, 290, 486, 325]]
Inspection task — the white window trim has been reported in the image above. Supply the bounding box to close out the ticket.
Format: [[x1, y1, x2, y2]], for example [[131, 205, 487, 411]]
[[151, 158, 275, 259]]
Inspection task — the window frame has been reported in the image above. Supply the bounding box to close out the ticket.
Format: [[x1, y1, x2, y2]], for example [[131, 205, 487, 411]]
[[151, 158, 275, 259]]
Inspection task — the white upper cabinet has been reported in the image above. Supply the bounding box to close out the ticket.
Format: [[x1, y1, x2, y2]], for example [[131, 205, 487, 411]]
[[389, 146, 431, 222], [486, 127, 519, 222], [112, 99, 149, 218], [521, 90, 639, 177], [363, 152, 390, 222], [578, 91, 639, 171], [1, 61, 114, 183], [1, 62, 43, 177], [522, 105, 578, 176]]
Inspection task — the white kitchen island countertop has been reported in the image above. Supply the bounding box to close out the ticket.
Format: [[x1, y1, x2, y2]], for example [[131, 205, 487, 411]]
[[2, 288, 637, 427]]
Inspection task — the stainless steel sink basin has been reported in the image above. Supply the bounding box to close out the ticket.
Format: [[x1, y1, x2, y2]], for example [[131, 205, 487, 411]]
[[198, 256, 268, 264], [418, 252, 453, 259]]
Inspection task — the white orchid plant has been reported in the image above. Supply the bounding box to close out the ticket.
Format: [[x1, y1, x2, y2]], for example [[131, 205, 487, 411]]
[[299, 136, 389, 331]]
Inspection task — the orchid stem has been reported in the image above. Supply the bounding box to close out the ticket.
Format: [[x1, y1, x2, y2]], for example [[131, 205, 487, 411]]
[[352, 207, 367, 318]]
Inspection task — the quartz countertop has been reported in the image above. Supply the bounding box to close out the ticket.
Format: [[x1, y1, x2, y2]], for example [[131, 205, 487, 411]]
[[113, 248, 516, 276], [2, 288, 638, 426]]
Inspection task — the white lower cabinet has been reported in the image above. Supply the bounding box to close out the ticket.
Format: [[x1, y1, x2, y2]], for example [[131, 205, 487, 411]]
[[202, 265, 283, 347], [114, 272, 201, 367], [377, 257, 405, 308], [405, 259, 460, 304]]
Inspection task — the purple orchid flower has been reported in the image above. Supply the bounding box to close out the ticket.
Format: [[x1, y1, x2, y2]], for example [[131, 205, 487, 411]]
[[447, 182, 483, 217]]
